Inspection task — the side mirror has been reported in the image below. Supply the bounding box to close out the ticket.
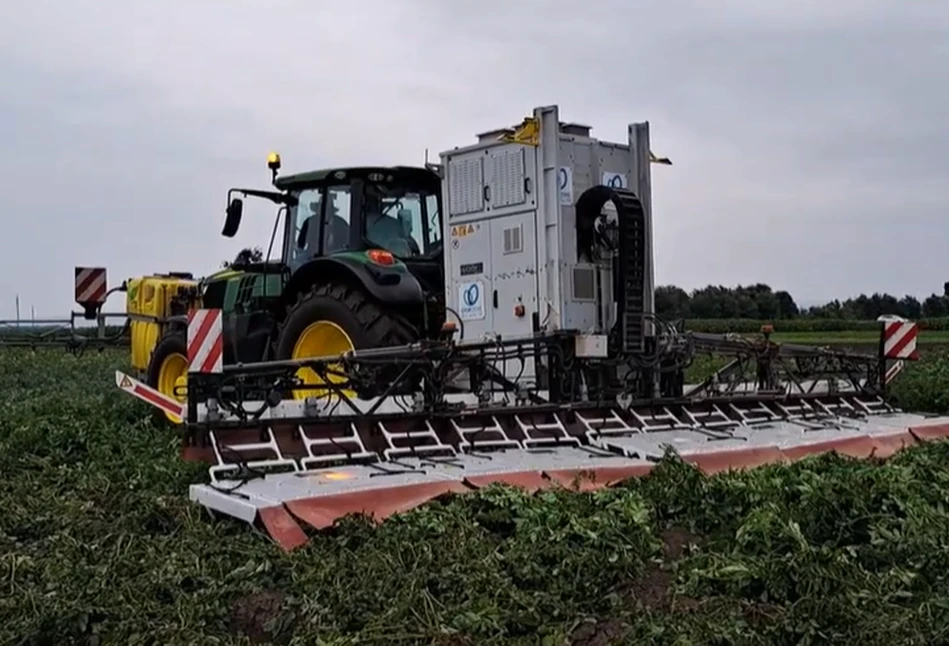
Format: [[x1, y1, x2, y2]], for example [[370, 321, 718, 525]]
[[222, 198, 243, 238]]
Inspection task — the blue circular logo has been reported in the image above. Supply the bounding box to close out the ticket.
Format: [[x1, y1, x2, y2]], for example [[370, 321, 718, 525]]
[[558, 168, 568, 190], [463, 283, 479, 307]]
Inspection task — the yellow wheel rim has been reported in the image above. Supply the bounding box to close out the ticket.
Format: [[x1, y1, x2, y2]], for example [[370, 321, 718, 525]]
[[157, 352, 188, 423], [291, 321, 355, 400]]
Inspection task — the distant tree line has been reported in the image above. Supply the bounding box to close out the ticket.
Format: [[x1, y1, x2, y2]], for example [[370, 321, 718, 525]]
[[222, 247, 264, 268], [656, 283, 949, 321]]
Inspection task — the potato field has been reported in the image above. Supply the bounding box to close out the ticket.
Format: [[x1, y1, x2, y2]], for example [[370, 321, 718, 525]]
[[3, 346, 949, 645]]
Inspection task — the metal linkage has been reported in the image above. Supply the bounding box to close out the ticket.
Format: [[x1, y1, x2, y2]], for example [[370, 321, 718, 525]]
[[726, 400, 782, 426], [451, 416, 521, 452], [514, 414, 580, 448], [298, 422, 376, 470], [208, 425, 299, 483], [687, 332, 884, 399], [852, 396, 897, 416], [378, 419, 456, 460], [771, 399, 837, 430], [176, 327, 903, 490], [185, 328, 888, 433], [680, 405, 739, 431], [576, 409, 639, 444], [0, 312, 130, 355], [625, 406, 692, 432]]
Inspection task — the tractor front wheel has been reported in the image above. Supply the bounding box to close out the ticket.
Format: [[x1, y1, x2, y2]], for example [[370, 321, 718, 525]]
[[274, 282, 416, 399], [146, 330, 188, 424]]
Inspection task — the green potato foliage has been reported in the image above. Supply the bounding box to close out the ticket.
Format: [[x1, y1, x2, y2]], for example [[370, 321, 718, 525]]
[[2, 348, 949, 645]]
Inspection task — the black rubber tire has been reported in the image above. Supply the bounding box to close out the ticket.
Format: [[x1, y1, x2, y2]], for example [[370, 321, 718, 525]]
[[274, 282, 418, 396], [145, 329, 188, 424]]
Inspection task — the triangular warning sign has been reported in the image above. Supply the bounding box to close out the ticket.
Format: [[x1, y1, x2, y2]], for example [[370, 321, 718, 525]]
[[466, 224, 474, 234], [120, 375, 133, 389]]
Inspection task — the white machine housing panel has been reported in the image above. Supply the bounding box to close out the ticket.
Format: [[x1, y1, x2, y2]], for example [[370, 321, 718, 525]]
[[440, 105, 656, 382]]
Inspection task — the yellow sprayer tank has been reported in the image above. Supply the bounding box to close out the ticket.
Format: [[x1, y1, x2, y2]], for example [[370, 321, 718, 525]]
[[126, 274, 199, 371]]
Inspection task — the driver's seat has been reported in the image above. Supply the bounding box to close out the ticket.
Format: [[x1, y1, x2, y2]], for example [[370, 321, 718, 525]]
[[324, 215, 350, 253], [367, 213, 410, 253]]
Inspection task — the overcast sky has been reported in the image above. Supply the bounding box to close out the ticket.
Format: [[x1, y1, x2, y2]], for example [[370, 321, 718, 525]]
[[1, 0, 947, 317]]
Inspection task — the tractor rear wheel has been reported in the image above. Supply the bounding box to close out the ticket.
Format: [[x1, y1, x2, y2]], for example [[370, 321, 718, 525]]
[[146, 329, 188, 424], [274, 282, 417, 399]]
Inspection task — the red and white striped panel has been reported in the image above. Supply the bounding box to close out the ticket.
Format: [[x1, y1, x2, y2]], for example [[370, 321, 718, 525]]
[[187, 309, 224, 374], [115, 370, 185, 421], [74, 267, 107, 304], [882, 321, 919, 360], [885, 361, 904, 384]]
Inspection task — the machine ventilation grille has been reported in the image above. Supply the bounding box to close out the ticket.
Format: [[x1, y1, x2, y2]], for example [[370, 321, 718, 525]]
[[448, 157, 484, 217], [502, 224, 523, 255], [489, 149, 526, 208]]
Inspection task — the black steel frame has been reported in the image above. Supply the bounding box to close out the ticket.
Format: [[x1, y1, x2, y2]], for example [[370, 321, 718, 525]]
[[184, 328, 886, 437]]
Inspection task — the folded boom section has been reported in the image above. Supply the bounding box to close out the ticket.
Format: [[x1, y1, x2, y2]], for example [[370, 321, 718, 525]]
[[127, 318, 945, 551]]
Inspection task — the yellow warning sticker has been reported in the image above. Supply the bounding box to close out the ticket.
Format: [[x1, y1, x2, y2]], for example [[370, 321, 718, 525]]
[[120, 375, 133, 389], [450, 224, 476, 238]]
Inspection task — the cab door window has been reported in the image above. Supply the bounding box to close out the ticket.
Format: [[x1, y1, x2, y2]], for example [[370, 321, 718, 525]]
[[288, 185, 353, 268], [291, 188, 324, 264], [323, 186, 352, 254]]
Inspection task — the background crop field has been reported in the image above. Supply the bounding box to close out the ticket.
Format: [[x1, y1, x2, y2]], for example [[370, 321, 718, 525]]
[[3, 347, 949, 644]]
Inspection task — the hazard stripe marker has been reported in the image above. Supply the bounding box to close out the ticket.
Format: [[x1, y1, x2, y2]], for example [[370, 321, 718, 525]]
[[885, 361, 904, 384], [882, 321, 919, 360], [114, 371, 185, 421], [74, 267, 107, 304], [187, 309, 224, 374]]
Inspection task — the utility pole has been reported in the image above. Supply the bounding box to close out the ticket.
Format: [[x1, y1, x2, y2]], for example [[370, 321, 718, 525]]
[[15, 294, 19, 327]]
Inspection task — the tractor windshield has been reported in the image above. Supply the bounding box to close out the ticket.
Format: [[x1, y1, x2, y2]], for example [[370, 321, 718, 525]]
[[282, 176, 441, 268], [362, 183, 441, 258]]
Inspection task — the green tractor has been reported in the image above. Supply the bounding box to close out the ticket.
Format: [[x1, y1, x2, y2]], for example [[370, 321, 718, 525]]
[[146, 153, 445, 413]]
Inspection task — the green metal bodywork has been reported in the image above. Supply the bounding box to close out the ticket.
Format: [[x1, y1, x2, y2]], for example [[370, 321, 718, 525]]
[[333, 250, 410, 273], [273, 166, 437, 191], [199, 268, 280, 313], [199, 250, 410, 315]]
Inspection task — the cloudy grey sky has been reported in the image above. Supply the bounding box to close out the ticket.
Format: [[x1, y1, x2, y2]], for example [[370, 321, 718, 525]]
[[1, 0, 947, 316]]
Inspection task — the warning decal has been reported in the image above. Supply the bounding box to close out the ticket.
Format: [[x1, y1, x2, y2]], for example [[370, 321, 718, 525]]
[[114, 370, 185, 422], [450, 224, 476, 238]]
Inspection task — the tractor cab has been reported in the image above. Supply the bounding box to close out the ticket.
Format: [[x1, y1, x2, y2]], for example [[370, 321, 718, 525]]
[[274, 164, 444, 295], [222, 157, 444, 299]]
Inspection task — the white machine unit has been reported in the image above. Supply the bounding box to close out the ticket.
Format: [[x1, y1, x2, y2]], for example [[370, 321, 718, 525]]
[[439, 105, 657, 382]]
